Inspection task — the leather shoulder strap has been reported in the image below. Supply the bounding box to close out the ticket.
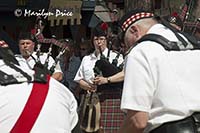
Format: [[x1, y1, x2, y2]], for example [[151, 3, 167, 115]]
[[0, 70, 18, 85], [137, 34, 180, 51]]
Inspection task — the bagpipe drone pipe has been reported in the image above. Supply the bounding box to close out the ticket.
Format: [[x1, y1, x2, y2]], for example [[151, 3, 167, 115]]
[[31, 17, 70, 77], [94, 41, 124, 89]]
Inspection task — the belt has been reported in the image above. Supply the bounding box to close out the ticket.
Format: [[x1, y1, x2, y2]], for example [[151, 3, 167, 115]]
[[150, 112, 200, 133]]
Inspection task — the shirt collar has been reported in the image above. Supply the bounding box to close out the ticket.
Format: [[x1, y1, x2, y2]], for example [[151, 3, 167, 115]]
[[90, 48, 108, 59], [147, 24, 166, 34]]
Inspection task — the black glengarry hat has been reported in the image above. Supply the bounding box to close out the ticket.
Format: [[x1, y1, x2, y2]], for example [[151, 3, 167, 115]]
[[118, 9, 154, 32], [18, 32, 35, 42], [92, 22, 108, 37]]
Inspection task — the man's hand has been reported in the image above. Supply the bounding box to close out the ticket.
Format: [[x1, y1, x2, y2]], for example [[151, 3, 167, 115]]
[[93, 76, 108, 85], [88, 82, 97, 92], [51, 72, 63, 81], [79, 79, 97, 92]]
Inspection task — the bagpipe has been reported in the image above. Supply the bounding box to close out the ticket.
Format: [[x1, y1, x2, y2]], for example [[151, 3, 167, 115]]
[[31, 17, 70, 76], [79, 39, 124, 132], [180, 0, 200, 36], [93, 39, 124, 89]]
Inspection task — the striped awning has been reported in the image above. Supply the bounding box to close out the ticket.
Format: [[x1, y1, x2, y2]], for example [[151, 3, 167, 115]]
[[94, 5, 112, 22], [48, 0, 82, 26]]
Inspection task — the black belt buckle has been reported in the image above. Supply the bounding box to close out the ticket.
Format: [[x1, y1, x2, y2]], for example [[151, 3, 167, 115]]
[[192, 112, 200, 132]]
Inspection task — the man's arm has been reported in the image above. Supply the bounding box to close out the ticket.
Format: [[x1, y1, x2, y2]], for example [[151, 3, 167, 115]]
[[49, 57, 63, 81], [118, 110, 148, 133], [93, 69, 124, 85], [107, 69, 124, 83], [51, 72, 63, 81]]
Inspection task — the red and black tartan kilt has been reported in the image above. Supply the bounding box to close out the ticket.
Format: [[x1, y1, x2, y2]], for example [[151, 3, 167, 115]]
[[98, 88, 125, 133]]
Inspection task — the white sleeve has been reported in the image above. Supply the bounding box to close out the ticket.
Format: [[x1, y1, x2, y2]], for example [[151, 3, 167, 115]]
[[48, 56, 62, 73], [74, 59, 84, 82], [69, 97, 79, 130], [54, 61, 62, 73], [49, 78, 79, 131], [121, 44, 156, 112], [117, 54, 124, 66]]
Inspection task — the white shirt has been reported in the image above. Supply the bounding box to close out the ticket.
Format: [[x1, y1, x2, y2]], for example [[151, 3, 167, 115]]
[[15, 52, 62, 74], [74, 48, 124, 84], [0, 60, 78, 132], [121, 24, 200, 132]]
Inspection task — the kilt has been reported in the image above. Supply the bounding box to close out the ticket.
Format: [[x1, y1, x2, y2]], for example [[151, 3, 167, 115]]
[[98, 88, 125, 133]]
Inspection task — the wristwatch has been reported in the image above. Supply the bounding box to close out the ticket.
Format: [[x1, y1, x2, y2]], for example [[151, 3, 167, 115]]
[[107, 77, 111, 83]]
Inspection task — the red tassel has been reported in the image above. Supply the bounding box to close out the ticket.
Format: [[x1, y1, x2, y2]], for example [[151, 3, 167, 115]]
[[171, 12, 178, 17], [100, 22, 108, 31], [31, 29, 36, 35]]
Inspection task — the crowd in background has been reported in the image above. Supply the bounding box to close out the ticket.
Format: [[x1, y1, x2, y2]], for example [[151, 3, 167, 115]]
[[0, 9, 200, 133]]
